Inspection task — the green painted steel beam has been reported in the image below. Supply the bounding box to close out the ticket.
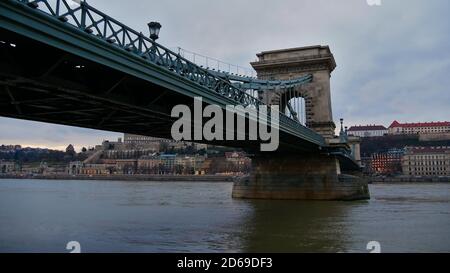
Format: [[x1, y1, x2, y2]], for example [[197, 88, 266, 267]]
[[0, 0, 326, 148], [209, 70, 313, 91]]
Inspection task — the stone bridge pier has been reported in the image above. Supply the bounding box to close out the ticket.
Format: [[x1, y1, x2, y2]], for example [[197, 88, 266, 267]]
[[232, 153, 369, 200], [232, 46, 370, 200]]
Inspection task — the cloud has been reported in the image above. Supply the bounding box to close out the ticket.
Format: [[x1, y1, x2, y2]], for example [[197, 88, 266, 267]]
[[0, 117, 121, 151], [1, 0, 449, 147]]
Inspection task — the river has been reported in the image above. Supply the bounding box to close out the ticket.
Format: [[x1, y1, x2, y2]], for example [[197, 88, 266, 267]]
[[0, 179, 448, 253]]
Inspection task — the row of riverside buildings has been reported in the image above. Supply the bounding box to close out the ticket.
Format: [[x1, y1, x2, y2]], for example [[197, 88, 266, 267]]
[[402, 147, 450, 176], [347, 120, 450, 138], [1, 134, 251, 176], [68, 152, 250, 176], [369, 146, 450, 176], [66, 134, 250, 176], [347, 120, 450, 177]]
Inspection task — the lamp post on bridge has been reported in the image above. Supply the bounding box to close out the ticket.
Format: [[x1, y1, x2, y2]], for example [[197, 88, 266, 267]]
[[339, 118, 348, 143], [148, 21, 162, 41], [147, 21, 161, 61]]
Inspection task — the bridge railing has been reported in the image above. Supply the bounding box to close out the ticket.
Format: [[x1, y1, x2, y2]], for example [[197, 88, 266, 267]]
[[17, 0, 262, 108], [14, 0, 323, 143]]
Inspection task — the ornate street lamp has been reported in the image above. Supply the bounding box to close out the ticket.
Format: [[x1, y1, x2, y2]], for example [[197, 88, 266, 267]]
[[148, 21, 162, 41], [339, 118, 348, 143]]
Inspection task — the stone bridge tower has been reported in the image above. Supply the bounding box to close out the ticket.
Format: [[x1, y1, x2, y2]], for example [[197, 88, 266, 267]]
[[231, 45, 370, 201], [251, 45, 337, 139]]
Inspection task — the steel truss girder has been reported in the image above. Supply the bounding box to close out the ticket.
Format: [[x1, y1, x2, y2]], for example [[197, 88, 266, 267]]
[[0, 0, 327, 148], [209, 71, 313, 91], [0, 77, 174, 123], [9, 0, 261, 107], [8, 0, 313, 112]]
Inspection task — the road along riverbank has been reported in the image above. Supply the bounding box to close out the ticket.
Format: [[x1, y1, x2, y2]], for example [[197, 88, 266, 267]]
[[0, 174, 237, 182]]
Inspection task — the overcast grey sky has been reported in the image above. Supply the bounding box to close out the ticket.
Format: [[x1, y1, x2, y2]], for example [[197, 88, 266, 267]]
[[1, 0, 449, 150]]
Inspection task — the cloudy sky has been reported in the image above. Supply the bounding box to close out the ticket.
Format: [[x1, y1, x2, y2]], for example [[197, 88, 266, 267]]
[[1, 0, 449, 150]]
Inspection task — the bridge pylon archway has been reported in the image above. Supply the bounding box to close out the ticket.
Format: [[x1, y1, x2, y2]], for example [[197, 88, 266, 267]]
[[252, 45, 337, 140]]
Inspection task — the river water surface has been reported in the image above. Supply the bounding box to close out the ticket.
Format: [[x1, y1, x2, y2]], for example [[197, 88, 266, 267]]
[[0, 179, 448, 253]]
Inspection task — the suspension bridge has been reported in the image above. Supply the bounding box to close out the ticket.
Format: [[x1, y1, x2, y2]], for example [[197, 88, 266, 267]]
[[0, 0, 370, 200]]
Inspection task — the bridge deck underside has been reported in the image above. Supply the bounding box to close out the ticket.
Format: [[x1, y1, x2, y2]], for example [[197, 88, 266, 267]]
[[0, 28, 323, 153]]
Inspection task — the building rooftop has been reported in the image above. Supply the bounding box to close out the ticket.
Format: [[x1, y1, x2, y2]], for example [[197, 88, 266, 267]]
[[347, 125, 387, 131], [389, 120, 450, 128], [225, 152, 247, 158], [406, 146, 450, 154]]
